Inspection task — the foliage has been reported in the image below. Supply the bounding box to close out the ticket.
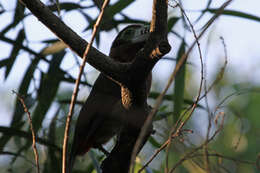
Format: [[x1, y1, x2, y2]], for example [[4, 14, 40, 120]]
[[0, 0, 260, 172]]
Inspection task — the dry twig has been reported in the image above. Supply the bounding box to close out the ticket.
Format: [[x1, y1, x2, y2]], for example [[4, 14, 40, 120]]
[[138, 1, 233, 171], [62, 0, 110, 172], [165, 1, 205, 172], [13, 91, 40, 173], [169, 111, 225, 173]]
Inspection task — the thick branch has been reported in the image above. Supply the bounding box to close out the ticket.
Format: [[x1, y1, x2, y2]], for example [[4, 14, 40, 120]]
[[150, 0, 168, 36], [19, 0, 170, 95], [128, 0, 169, 169], [19, 0, 127, 83], [121, 0, 170, 107], [19, 0, 170, 109], [18, 0, 171, 172], [102, 0, 170, 173]]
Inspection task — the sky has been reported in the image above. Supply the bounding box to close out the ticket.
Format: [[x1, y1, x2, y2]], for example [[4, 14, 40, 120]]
[[1, 0, 260, 126]]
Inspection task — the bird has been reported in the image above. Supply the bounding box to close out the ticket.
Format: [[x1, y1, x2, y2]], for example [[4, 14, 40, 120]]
[[67, 24, 152, 173]]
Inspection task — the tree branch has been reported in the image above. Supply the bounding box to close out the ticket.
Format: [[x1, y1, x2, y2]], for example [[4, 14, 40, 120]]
[[14, 91, 40, 173], [101, 0, 170, 173], [18, 0, 170, 91], [62, 0, 110, 173], [0, 126, 61, 151], [18, 0, 171, 172], [19, 0, 127, 83]]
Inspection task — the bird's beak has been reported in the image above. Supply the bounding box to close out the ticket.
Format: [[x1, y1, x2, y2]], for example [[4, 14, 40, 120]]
[[131, 25, 150, 44]]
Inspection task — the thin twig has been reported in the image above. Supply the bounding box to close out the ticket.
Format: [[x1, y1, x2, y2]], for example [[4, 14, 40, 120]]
[[169, 111, 225, 173], [203, 37, 228, 167], [165, 1, 205, 172], [202, 22, 216, 173], [138, 129, 191, 173], [138, 1, 233, 171], [202, 36, 228, 100], [62, 1, 110, 173], [138, 141, 170, 173], [13, 91, 40, 173]]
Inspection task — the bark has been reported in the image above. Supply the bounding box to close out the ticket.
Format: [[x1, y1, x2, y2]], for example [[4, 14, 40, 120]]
[[18, 0, 170, 172]]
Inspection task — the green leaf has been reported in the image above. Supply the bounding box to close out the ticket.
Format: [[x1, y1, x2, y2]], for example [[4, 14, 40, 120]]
[[118, 14, 148, 26], [83, 164, 95, 173], [60, 75, 92, 86], [149, 92, 204, 109], [85, 0, 136, 32], [5, 29, 25, 79], [47, 2, 85, 12], [206, 9, 260, 23], [11, 59, 40, 125], [43, 108, 61, 172], [0, 1, 25, 36], [42, 38, 60, 44], [80, 10, 93, 25], [95, 29, 101, 47], [0, 58, 11, 68], [168, 17, 179, 32], [154, 111, 173, 121], [55, 0, 61, 15], [14, 1, 25, 26], [31, 51, 65, 134], [0, 56, 41, 149], [173, 41, 186, 122], [107, 0, 134, 17], [89, 151, 102, 173], [148, 136, 161, 148], [16, 51, 65, 153], [0, 34, 42, 57], [0, 126, 61, 151]]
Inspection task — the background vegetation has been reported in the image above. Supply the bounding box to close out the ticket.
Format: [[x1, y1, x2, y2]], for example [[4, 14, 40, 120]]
[[0, 0, 260, 172]]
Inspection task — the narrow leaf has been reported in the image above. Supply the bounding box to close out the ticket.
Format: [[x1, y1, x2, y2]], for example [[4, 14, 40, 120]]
[[0, 58, 11, 68], [168, 17, 179, 32], [207, 9, 260, 23], [0, 1, 25, 35], [0, 56, 41, 149], [149, 92, 204, 109], [173, 41, 186, 122], [5, 29, 25, 79], [148, 136, 161, 148], [31, 51, 65, 134], [0, 126, 61, 151], [107, 0, 134, 17], [154, 111, 173, 121], [47, 2, 84, 12], [55, 0, 61, 15], [43, 109, 61, 172]]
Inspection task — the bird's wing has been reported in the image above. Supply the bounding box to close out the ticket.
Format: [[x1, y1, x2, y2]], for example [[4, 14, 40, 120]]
[[68, 74, 121, 172]]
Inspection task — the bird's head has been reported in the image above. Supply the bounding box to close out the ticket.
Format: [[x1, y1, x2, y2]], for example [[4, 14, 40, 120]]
[[109, 24, 150, 62]]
